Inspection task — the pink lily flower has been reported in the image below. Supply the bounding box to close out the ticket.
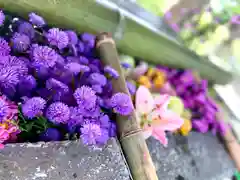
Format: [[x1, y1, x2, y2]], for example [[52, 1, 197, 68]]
[[135, 86, 184, 147]]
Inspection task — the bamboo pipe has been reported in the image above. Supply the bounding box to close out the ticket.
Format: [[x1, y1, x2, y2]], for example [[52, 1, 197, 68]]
[[96, 32, 158, 180]]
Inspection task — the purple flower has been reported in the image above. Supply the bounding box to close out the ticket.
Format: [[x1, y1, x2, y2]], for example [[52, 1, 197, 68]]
[[81, 33, 95, 42], [0, 56, 28, 76], [0, 66, 20, 91], [121, 62, 132, 69], [46, 102, 70, 124], [65, 30, 78, 45], [74, 86, 97, 110], [110, 93, 133, 116], [39, 128, 62, 141], [109, 122, 117, 137], [22, 97, 46, 119], [79, 56, 89, 65], [32, 45, 58, 68], [29, 12, 45, 27], [78, 41, 85, 53], [126, 81, 136, 95], [18, 75, 37, 95], [0, 38, 10, 56], [18, 22, 35, 39], [92, 85, 103, 94], [11, 33, 30, 52], [99, 114, 111, 129], [192, 120, 209, 133], [80, 122, 105, 145], [88, 73, 107, 86], [46, 28, 69, 49], [104, 66, 119, 79], [46, 78, 69, 93], [65, 62, 90, 75], [0, 10, 5, 25]]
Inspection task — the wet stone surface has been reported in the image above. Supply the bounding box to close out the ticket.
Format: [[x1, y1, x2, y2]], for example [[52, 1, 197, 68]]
[[147, 131, 236, 180], [0, 138, 131, 180], [0, 132, 236, 180]]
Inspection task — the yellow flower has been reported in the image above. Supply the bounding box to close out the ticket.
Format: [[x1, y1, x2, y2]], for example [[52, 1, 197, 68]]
[[179, 118, 192, 136], [146, 67, 156, 79], [137, 76, 152, 89], [153, 75, 166, 89]]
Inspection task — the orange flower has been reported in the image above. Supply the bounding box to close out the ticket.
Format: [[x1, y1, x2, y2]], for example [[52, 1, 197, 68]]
[[153, 75, 166, 89], [137, 76, 152, 89], [146, 68, 157, 79]]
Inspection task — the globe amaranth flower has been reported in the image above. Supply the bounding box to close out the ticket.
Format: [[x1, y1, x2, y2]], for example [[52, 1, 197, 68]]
[[109, 122, 117, 137], [11, 32, 31, 52], [22, 97, 46, 119], [99, 114, 111, 129], [104, 66, 119, 79], [0, 66, 20, 92], [65, 30, 78, 45], [29, 12, 45, 27], [126, 81, 136, 95], [18, 22, 35, 39], [46, 78, 69, 93], [65, 62, 90, 75], [78, 41, 85, 53], [32, 45, 58, 68], [0, 10, 5, 26], [74, 86, 97, 110], [110, 93, 134, 116], [81, 33, 95, 48], [0, 38, 10, 56], [18, 75, 37, 95], [46, 102, 70, 124], [80, 122, 109, 145], [46, 28, 69, 49], [88, 73, 107, 87], [79, 56, 89, 65], [39, 128, 62, 141], [92, 85, 103, 94], [67, 107, 84, 132]]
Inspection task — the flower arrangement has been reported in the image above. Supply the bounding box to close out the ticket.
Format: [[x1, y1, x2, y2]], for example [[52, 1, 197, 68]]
[[119, 55, 228, 142], [0, 10, 134, 148]]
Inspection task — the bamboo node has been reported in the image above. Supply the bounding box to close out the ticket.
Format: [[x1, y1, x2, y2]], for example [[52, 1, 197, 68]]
[[119, 128, 143, 141]]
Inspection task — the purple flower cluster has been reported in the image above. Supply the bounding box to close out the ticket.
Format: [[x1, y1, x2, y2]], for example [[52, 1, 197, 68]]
[[157, 65, 227, 135], [0, 10, 133, 146]]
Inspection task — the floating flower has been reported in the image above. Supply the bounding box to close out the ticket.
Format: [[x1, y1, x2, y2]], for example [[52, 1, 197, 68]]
[[11, 32, 30, 52], [135, 86, 184, 146], [22, 97, 46, 119], [89, 73, 107, 86], [110, 93, 133, 116], [65, 30, 78, 45], [104, 66, 119, 79], [39, 128, 62, 141], [46, 28, 69, 49], [18, 22, 35, 39], [0, 10, 5, 26], [32, 45, 58, 68], [46, 102, 70, 124], [0, 38, 10, 56], [74, 86, 97, 110], [29, 12, 45, 27]]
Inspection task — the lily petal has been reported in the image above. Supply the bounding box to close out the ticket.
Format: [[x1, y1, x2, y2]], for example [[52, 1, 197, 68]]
[[154, 94, 170, 111], [155, 110, 184, 131], [152, 129, 168, 147], [135, 86, 154, 114]]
